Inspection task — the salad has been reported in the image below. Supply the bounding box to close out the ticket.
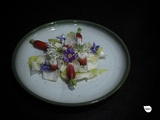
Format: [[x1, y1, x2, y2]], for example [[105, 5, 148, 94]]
[[28, 27, 107, 89]]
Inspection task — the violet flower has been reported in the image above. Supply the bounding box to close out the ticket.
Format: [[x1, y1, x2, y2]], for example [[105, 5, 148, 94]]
[[90, 42, 100, 54], [40, 61, 51, 72], [57, 34, 65, 43], [64, 48, 77, 62]]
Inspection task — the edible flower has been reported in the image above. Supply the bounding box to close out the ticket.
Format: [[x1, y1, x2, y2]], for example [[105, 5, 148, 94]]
[[57, 34, 65, 43], [64, 48, 77, 62], [90, 42, 100, 54], [40, 61, 51, 72]]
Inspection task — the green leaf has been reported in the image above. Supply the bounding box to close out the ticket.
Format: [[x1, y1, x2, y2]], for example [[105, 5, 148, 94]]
[[28, 56, 38, 68], [99, 69, 107, 74], [97, 47, 103, 55], [66, 31, 76, 40], [48, 38, 60, 43], [70, 79, 77, 86]]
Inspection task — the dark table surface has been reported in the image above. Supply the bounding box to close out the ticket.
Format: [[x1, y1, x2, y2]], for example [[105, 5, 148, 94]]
[[4, 1, 159, 120]]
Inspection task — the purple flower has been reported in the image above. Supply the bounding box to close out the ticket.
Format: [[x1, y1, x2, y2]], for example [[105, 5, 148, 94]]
[[40, 61, 51, 72], [57, 34, 65, 43], [90, 42, 100, 54], [64, 48, 77, 62]]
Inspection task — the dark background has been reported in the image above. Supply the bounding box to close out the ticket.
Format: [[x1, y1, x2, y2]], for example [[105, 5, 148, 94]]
[[4, 1, 159, 119]]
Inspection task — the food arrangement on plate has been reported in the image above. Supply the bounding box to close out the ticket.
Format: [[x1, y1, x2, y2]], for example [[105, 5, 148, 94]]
[[28, 27, 107, 89], [12, 20, 130, 106]]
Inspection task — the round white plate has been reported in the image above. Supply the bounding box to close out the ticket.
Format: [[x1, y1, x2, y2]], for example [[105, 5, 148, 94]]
[[12, 20, 130, 106]]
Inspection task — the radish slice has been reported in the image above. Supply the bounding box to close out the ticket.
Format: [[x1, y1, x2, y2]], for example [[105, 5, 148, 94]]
[[42, 69, 59, 81]]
